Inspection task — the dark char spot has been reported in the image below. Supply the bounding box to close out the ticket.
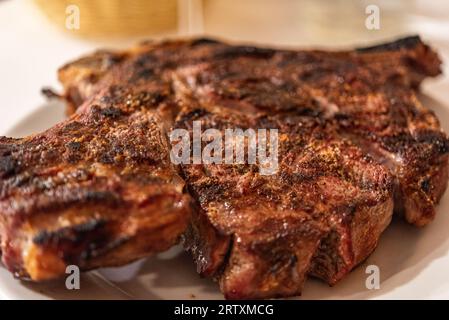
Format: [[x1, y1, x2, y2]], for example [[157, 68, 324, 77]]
[[421, 178, 431, 193], [33, 219, 107, 245], [100, 106, 123, 119], [66, 141, 81, 151], [356, 35, 421, 53], [0, 155, 18, 178], [214, 46, 275, 60], [190, 38, 222, 47]]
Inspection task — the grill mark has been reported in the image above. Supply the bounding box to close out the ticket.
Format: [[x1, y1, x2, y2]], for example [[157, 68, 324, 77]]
[[356, 35, 421, 53], [190, 38, 222, 47], [3, 188, 123, 216], [33, 219, 107, 245], [213, 46, 275, 60]]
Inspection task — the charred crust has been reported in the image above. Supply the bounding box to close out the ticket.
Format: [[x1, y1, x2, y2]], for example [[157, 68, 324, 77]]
[[177, 108, 209, 123], [190, 38, 222, 47], [420, 178, 431, 193], [31, 219, 131, 265], [356, 35, 422, 53], [415, 131, 449, 155], [99, 106, 123, 119], [380, 133, 415, 153], [66, 141, 82, 151], [16, 189, 124, 216], [133, 68, 155, 81], [129, 91, 166, 108], [213, 46, 275, 60], [0, 155, 19, 179], [33, 219, 107, 246], [0, 37, 446, 294]]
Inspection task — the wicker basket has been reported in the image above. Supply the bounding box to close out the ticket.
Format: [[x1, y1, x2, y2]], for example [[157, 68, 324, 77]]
[[34, 0, 179, 38]]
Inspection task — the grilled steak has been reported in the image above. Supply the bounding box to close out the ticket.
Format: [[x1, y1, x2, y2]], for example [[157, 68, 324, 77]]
[[174, 101, 393, 298], [59, 36, 447, 227], [0, 36, 447, 299], [0, 50, 192, 280]]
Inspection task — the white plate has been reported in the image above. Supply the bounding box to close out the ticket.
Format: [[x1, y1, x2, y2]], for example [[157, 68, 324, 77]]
[[1, 91, 449, 300]]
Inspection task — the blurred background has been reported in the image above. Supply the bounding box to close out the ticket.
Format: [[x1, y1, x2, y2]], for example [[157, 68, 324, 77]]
[[0, 0, 448, 133]]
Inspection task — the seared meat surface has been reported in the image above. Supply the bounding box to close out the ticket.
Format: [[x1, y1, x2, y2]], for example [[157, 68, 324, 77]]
[[0, 47, 192, 280], [0, 36, 447, 299], [60, 36, 447, 226], [175, 102, 393, 298]]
